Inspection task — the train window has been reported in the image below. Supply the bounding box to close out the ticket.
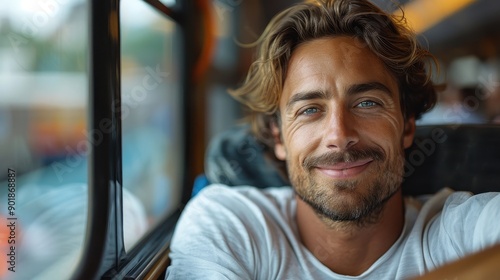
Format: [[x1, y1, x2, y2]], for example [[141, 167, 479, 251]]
[[1, 1, 184, 278], [395, 0, 500, 126], [0, 0, 88, 279], [417, 56, 500, 125], [120, 0, 183, 251]]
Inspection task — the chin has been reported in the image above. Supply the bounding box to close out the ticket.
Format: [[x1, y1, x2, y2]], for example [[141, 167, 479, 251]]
[[296, 176, 401, 224]]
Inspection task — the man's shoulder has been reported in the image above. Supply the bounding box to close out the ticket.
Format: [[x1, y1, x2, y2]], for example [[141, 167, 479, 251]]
[[409, 188, 500, 211], [179, 184, 295, 226], [406, 188, 500, 238], [169, 186, 300, 278], [198, 183, 293, 195], [171, 184, 297, 256], [193, 184, 294, 208], [438, 190, 500, 226], [411, 189, 500, 266]]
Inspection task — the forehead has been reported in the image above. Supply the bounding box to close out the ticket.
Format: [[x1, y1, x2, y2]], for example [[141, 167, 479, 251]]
[[281, 36, 399, 102]]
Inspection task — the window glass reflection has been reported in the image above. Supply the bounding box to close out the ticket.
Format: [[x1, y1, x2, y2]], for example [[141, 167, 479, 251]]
[[120, 0, 183, 251], [0, 1, 88, 279]]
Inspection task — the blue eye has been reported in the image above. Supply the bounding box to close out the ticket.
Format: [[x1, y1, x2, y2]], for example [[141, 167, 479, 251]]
[[302, 107, 319, 115], [357, 100, 378, 108]]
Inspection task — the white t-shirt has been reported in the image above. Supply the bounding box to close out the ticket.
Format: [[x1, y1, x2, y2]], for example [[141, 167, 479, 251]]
[[166, 185, 500, 279]]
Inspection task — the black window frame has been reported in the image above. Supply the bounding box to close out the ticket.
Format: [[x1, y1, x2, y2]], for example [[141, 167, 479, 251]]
[[72, 0, 204, 278]]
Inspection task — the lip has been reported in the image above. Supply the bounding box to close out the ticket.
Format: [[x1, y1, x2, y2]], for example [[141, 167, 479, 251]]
[[315, 159, 373, 179]]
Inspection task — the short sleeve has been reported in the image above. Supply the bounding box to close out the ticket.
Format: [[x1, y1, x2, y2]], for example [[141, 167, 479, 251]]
[[425, 191, 500, 267], [166, 185, 270, 279]]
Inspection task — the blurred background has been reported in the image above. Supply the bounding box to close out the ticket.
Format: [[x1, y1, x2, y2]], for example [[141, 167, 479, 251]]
[[0, 0, 499, 278]]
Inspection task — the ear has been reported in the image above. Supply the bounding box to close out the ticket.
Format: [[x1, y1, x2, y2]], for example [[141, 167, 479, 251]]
[[271, 120, 287, 160], [403, 116, 416, 149]]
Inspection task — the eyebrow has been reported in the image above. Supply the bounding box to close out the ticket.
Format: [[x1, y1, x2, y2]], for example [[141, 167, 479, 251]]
[[285, 90, 328, 112], [346, 82, 393, 97], [285, 82, 394, 112]]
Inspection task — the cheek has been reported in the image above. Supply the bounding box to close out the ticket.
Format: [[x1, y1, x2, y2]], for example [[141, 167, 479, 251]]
[[363, 117, 405, 153], [284, 125, 320, 163]]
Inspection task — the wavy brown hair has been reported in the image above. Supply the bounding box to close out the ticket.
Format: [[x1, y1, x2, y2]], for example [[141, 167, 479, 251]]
[[229, 0, 438, 148]]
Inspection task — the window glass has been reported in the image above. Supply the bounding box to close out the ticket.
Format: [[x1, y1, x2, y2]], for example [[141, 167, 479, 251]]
[[120, 0, 183, 251], [160, 0, 176, 5], [417, 56, 500, 126], [0, 1, 88, 279]]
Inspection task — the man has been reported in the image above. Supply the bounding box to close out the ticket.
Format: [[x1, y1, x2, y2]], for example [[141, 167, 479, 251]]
[[166, 0, 500, 279]]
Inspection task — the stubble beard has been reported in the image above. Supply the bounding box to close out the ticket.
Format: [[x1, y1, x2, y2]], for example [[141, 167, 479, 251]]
[[290, 147, 405, 227]]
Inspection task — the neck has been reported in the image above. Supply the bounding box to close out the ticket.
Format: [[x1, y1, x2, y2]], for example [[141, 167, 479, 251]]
[[296, 188, 405, 276]]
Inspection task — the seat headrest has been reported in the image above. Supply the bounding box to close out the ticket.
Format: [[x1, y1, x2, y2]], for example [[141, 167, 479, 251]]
[[205, 124, 500, 195], [205, 125, 289, 188], [402, 124, 500, 195]]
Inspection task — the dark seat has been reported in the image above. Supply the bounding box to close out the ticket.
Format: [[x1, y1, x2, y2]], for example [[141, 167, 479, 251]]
[[202, 124, 500, 196], [204, 125, 288, 189], [402, 125, 500, 195]]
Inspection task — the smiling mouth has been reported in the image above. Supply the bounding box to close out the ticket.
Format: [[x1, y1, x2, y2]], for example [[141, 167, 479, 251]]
[[315, 159, 373, 179]]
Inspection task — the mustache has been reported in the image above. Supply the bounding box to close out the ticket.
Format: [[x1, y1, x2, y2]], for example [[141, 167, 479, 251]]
[[303, 147, 385, 170]]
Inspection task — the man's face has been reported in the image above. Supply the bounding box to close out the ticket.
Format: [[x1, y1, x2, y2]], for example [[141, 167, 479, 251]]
[[274, 37, 415, 223]]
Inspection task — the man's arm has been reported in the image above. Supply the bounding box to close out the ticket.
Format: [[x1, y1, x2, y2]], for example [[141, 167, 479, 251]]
[[165, 185, 261, 279], [414, 243, 500, 280], [419, 192, 500, 279]]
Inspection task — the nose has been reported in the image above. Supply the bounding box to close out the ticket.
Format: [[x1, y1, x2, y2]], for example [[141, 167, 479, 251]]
[[324, 107, 359, 150]]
